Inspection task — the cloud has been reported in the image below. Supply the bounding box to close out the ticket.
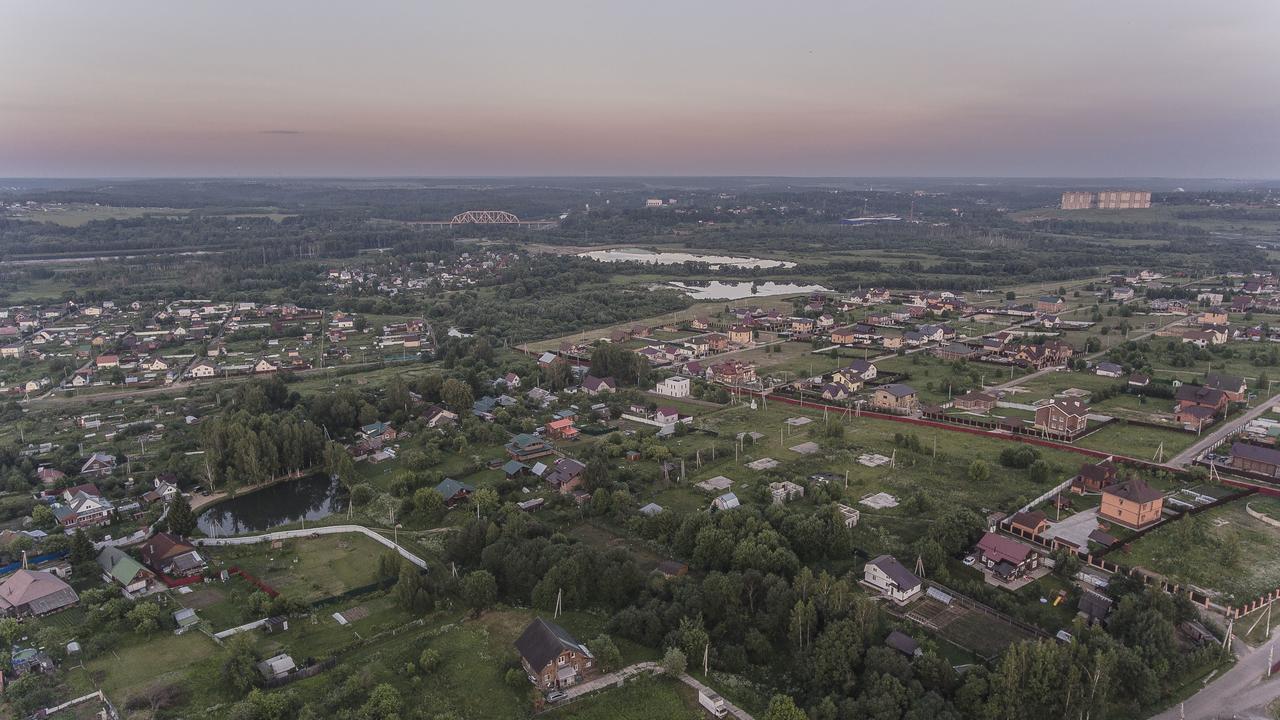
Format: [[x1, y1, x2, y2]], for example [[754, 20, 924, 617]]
[[259, 129, 303, 135]]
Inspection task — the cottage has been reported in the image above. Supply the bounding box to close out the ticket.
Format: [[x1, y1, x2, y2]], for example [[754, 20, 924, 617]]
[[546, 417, 580, 441], [546, 458, 586, 494], [953, 390, 997, 413], [97, 546, 159, 594], [871, 384, 918, 412], [1100, 478, 1164, 530], [654, 376, 691, 398], [1009, 510, 1048, 536], [1033, 399, 1089, 435], [581, 375, 616, 395], [505, 434, 555, 462], [79, 452, 116, 478], [1071, 459, 1117, 493], [0, 569, 79, 617], [138, 532, 206, 577], [975, 532, 1041, 581], [1203, 373, 1247, 402], [862, 555, 922, 603], [1094, 362, 1124, 378], [434, 477, 475, 506], [727, 325, 753, 346], [515, 617, 594, 689]]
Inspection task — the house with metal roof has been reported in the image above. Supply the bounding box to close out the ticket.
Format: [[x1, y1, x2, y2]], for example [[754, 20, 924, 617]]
[[0, 569, 79, 617]]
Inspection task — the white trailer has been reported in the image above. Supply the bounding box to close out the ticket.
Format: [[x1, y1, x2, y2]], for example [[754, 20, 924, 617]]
[[698, 689, 727, 717]]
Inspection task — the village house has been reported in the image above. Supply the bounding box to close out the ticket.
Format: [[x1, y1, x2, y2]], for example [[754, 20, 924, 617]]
[[79, 452, 116, 478], [187, 360, 218, 379], [1034, 399, 1090, 435], [434, 478, 475, 507], [953, 390, 997, 413], [1036, 295, 1066, 314], [53, 486, 114, 531], [704, 333, 729, 352], [871, 384, 919, 412], [1072, 459, 1118, 493], [505, 433, 555, 462], [975, 532, 1041, 582], [862, 555, 922, 603], [1095, 362, 1124, 378], [654, 376, 691, 398], [1203, 373, 1247, 402], [707, 360, 757, 386], [515, 617, 594, 690], [546, 458, 586, 494], [727, 325, 754, 346], [1009, 510, 1049, 536], [1100, 478, 1164, 530], [581, 375, 616, 395], [422, 405, 459, 428], [0, 569, 79, 617], [97, 546, 160, 595], [138, 532, 207, 577], [546, 417, 580, 441], [1174, 384, 1227, 429]]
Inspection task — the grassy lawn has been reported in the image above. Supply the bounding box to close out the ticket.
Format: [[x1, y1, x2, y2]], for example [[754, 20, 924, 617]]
[[202, 533, 390, 603], [1002, 370, 1125, 402], [1122, 497, 1280, 604], [1074, 421, 1199, 461], [63, 631, 220, 707], [655, 400, 1084, 548], [546, 676, 702, 719]]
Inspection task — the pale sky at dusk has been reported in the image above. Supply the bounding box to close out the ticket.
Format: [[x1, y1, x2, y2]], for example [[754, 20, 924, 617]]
[[2, 1, 1278, 178]]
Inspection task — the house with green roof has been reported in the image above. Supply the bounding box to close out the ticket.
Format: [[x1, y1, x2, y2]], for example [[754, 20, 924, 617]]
[[97, 546, 159, 595], [434, 478, 475, 507], [504, 433, 554, 462]]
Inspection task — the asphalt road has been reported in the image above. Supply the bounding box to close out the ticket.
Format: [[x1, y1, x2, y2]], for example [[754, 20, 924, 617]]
[[1165, 390, 1280, 468], [1151, 632, 1280, 720]]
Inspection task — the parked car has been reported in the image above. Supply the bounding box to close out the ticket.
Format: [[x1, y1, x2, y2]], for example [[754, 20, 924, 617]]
[[963, 555, 976, 566], [546, 691, 567, 704]]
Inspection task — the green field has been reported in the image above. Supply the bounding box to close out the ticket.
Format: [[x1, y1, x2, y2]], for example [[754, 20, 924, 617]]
[[1122, 497, 1280, 604], [202, 533, 389, 603]]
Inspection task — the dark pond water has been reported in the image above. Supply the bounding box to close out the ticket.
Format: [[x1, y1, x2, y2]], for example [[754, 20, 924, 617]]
[[196, 474, 348, 536]]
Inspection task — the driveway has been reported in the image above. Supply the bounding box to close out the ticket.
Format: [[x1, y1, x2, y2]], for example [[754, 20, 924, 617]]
[[555, 662, 755, 719], [1042, 507, 1099, 549]]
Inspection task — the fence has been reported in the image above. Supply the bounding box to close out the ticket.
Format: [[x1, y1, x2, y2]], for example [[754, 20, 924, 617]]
[[0, 549, 68, 577], [193, 524, 429, 571], [262, 658, 337, 688], [229, 566, 279, 597]]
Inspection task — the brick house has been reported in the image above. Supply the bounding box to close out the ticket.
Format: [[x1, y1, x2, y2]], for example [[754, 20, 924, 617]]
[[871, 384, 918, 412], [1034, 399, 1089, 435], [975, 532, 1041, 581], [1100, 478, 1164, 530]]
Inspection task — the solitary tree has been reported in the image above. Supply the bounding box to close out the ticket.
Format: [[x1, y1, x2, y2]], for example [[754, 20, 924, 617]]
[[166, 495, 197, 537], [461, 570, 497, 617]]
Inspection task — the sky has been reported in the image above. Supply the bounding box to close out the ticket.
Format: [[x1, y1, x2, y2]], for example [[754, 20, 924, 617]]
[[2, 1, 1278, 178]]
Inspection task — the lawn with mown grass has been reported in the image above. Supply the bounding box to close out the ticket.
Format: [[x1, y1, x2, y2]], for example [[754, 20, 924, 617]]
[[202, 532, 390, 603]]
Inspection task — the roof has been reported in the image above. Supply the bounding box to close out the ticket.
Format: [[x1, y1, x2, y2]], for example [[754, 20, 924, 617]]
[[1043, 398, 1089, 417], [714, 492, 740, 509], [1088, 529, 1118, 547], [502, 460, 529, 475], [139, 532, 196, 566], [514, 617, 592, 671], [1010, 510, 1047, 530], [1232, 442, 1280, 466], [0, 569, 78, 614], [1175, 385, 1226, 406], [97, 546, 150, 586], [877, 383, 916, 398], [885, 630, 920, 657], [866, 554, 922, 592], [1078, 460, 1116, 484], [1103, 478, 1163, 505], [1204, 373, 1245, 392], [435, 477, 475, 499], [1078, 589, 1113, 620], [976, 532, 1037, 565]]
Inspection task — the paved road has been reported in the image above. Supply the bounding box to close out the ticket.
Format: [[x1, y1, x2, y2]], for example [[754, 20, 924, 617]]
[[1166, 390, 1280, 468], [1151, 632, 1280, 720], [557, 662, 755, 719]]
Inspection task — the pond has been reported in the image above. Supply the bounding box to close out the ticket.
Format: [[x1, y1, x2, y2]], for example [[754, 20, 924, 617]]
[[197, 474, 348, 536], [578, 248, 795, 269], [661, 280, 832, 300]]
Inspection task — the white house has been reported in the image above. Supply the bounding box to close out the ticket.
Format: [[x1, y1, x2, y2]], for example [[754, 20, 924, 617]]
[[654, 376, 691, 398], [863, 555, 923, 604]]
